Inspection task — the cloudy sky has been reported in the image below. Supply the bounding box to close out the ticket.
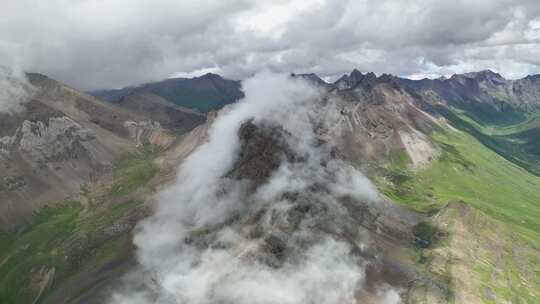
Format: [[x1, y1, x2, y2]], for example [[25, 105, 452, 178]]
[[1, 0, 540, 90]]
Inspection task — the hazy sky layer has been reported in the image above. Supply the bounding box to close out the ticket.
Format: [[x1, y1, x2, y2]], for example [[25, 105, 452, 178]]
[[1, 0, 540, 90]]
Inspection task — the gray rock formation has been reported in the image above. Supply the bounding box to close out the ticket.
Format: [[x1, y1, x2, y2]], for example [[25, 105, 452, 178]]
[[0, 73, 192, 228], [124, 120, 174, 148]]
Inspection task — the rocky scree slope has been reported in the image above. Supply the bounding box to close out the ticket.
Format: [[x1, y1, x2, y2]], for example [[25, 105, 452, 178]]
[[0, 73, 174, 228], [108, 108, 451, 303], [221, 121, 446, 302]]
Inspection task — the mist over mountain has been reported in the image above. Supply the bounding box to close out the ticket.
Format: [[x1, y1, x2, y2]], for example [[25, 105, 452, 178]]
[[105, 69, 540, 304], [3, 0, 540, 90], [0, 66, 34, 114], [1, 64, 540, 303], [93, 68, 540, 176], [1, 1, 540, 303]]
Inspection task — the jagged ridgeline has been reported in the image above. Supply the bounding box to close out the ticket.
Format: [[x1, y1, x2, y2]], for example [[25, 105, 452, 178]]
[[0, 69, 538, 303]]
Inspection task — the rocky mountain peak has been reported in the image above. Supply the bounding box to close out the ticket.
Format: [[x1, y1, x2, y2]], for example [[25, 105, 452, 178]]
[[350, 68, 363, 79], [460, 69, 506, 84], [226, 120, 297, 188], [364, 71, 377, 79], [199, 72, 223, 80], [290, 73, 328, 86], [334, 69, 370, 90], [524, 73, 540, 81]]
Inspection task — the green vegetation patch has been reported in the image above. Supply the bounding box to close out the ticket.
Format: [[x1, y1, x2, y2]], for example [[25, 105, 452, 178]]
[[413, 221, 439, 248], [388, 148, 411, 171], [438, 105, 540, 176], [379, 128, 540, 244], [444, 204, 539, 303], [110, 145, 159, 196], [0, 203, 81, 303], [0, 146, 160, 303]]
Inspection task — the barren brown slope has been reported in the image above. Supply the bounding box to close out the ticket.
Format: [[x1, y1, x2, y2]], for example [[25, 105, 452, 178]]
[[322, 74, 444, 171], [0, 73, 175, 229]]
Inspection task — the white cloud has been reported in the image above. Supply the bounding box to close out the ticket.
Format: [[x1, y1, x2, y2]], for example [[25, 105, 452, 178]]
[[169, 66, 222, 79], [1, 0, 539, 89], [0, 65, 34, 114], [111, 73, 387, 303]]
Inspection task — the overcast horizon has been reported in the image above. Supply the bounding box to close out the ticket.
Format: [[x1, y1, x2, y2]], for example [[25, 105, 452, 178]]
[[2, 0, 540, 90]]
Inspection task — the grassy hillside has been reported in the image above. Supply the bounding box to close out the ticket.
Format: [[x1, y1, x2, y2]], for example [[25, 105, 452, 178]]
[[435, 106, 540, 176], [2, 105, 539, 303], [377, 128, 540, 244], [0, 147, 159, 303], [371, 127, 540, 302], [421, 202, 539, 303]]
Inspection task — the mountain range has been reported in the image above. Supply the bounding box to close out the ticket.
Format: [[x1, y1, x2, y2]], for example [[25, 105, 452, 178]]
[[0, 68, 539, 303], [93, 69, 540, 176]]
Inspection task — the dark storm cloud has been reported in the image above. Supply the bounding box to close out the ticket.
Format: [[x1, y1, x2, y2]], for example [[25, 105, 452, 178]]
[[1, 0, 540, 90]]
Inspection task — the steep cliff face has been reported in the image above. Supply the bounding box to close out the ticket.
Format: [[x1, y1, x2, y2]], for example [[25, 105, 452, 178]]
[[16, 117, 96, 162]]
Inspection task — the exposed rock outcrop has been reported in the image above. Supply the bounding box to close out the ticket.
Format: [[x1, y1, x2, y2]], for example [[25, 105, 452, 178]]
[[17, 117, 95, 162], [226, 120, 298, 188], [123, 120, 174, 148], [169, 116, 442, 302], [326, 81, 442, 170], [0, 73, 196, 228]]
